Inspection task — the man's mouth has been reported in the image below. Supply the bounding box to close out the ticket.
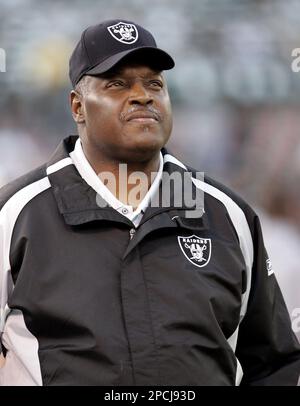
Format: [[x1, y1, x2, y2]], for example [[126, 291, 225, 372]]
[[124, 110, 160, 123]]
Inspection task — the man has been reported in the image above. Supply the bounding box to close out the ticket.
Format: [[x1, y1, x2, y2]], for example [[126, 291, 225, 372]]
[[0, 19, 299, 386]]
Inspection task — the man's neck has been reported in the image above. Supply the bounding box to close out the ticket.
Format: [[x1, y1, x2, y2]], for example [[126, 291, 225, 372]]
[[81, 146, 161, 208]]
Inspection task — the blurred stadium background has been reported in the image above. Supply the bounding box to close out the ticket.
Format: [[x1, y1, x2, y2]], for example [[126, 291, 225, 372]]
[[0, 0, 299, 340]]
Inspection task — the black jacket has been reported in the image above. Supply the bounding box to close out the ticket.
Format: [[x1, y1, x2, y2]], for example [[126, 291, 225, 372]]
[[0, 136, 299, 386]]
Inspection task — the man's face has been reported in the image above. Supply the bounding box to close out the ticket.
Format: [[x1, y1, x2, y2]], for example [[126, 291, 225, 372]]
[[73, 63, 173, 162]]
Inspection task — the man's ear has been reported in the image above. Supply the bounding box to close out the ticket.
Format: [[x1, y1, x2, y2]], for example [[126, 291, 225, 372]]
[[70, 90, 85, 124]]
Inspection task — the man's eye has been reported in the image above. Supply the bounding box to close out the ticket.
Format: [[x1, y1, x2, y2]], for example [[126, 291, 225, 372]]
[[107, 80, 125, 88], [149, 80, 163, 88]]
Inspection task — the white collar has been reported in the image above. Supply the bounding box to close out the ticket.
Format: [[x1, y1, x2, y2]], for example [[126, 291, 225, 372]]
[[69, 138, 163, 226]]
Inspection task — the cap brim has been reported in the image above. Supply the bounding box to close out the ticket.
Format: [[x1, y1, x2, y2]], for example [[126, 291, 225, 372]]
[[85, 46, 175, 76]]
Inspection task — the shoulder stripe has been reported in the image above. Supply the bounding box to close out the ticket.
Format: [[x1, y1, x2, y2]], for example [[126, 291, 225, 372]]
[[46, 157, 73, 175], [163, 154, 187, 170], [0, 176, 51, 283]]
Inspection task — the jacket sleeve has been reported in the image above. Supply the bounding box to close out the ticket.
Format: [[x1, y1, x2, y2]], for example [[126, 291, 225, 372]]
[[235, 212, 300, 385], [0, 217, 5, 360], [0, 220, 3, 358], [0, 210, 9, 362]]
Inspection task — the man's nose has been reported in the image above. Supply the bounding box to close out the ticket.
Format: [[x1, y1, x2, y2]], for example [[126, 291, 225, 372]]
[[128, 82, 153, 106]]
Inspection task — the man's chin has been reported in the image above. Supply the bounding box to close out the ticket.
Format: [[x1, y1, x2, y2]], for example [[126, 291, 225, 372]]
[[119, 131, 165, 157]]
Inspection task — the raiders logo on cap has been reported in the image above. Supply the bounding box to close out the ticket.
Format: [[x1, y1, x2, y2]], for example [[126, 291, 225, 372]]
[[107, 22, 138, 44]]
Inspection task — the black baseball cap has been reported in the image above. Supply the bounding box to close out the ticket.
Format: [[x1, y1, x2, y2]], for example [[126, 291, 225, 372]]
[[69, 19, 175, 88]]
